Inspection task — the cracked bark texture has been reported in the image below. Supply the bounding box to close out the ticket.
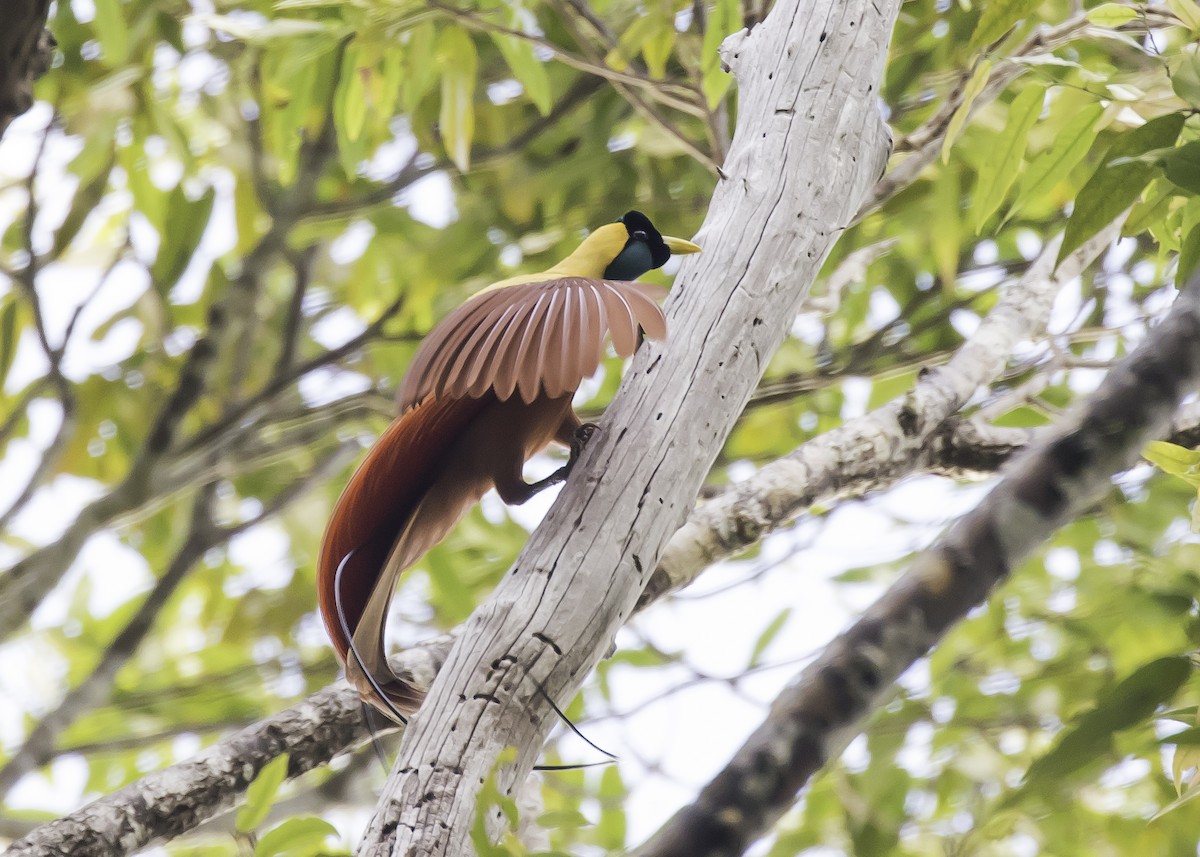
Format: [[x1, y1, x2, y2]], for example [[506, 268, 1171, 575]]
[[3, 636, 458, 856], [4, 685, 369, 857], [357, 0, 898, 854], [633, 270, 1200, 857], [0, 0, 53, 140]]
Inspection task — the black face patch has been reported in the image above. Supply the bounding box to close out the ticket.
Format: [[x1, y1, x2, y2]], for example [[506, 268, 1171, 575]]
[[603, 210, 671, 280]]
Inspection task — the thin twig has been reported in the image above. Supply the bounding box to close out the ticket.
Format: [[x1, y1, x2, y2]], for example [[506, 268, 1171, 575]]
[[274, 245, 317, 376], [427, 1, 705, 117], [304, 75, 604, 220]]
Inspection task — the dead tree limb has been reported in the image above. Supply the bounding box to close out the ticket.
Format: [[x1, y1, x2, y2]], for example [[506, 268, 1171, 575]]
[[633, 269, 1200, 857], [357, 0, 898, 852]]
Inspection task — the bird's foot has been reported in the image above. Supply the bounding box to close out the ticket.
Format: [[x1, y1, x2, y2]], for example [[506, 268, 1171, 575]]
[[519, 424, 601, 500], [523, 468, 567, 497], [570, 423, 600, 461]]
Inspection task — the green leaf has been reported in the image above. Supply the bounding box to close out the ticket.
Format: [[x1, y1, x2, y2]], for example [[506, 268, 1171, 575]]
[[595, 765, 627, 850], [380, 50, 403, 123], [1169, 0, 1200, 31], [68, 115, 120, 185], [92, 0, 129, 65], [169, 846, 233, 857], [701, 0, 738, 106], [536, 810, 592, 830], [969, 0, 1041, 53], [150, 186, 216, 298], [1023, 656, 1192, 789], [255, 816, 340, 857], [642, 26, 676, 80], [702, 63, 733, 109], [1174, 746, 1200, 794], [748, 608, 791, 668], [1124, 177, 1175, 237], [972, 84, 1045, 233], [1144, 440, 1200, 486], [1011, 104, 1104, 219], [236, 753, 290, 833], [0, 295, 20, 385], [1086, 3, 1139, 27], [402, 24, 439, 113], [471, 747, 521, 857], [941, 60, 992, 163], [1058, 112, 1186, 264], [608, 15, 655, 71], [1161, 140, 1200, 194], [930, 164, 962, 288], [202, 14, 339, 43], [492, 34, 552, 115], [1179, 224, 1200, 285], [337, 48, 368, 143], [438, 28, 478, 171], [1008, 54, 1107, 82], [121, 143, 166, 227], [51, 154, 114, 258], [867, 368, 918, 410], [992, 404, 1051, 428], [1174, 45, 1200, 108], [1153, 778, 1200, 820], [1160, 705, 1200, 725], [233, 170, 267, 255]]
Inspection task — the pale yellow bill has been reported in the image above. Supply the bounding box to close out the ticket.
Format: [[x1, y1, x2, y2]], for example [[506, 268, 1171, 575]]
[[663, 236, 702, 255]]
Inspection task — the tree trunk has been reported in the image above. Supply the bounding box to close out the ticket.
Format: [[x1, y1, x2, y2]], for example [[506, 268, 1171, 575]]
[[356, 0, 898, 853]]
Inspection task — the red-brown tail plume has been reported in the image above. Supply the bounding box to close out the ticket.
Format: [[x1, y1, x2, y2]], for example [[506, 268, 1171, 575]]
[[317, 395, 489, 717], [317, 274, 673, 720]]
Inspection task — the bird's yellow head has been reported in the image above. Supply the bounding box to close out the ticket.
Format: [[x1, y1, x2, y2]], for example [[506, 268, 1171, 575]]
[[550, 210, 702, 280]]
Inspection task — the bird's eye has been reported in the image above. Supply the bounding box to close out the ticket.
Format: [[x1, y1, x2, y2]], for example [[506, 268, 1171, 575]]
[[632, 230, 648, 241]]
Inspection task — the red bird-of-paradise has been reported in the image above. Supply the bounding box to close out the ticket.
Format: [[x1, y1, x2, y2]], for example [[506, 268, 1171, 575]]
[[317, 211, 701, 720]]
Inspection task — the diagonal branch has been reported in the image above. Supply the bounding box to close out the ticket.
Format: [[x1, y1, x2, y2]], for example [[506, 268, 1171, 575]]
[[641, 220, 1121, 606], [17, 384, 1200, 856], [0, 634, 459, 857], [303, 74, 605, 220], [0, 442, 355, 800], [357, 0, 897, 852], [3, 684, 372, 857], [427, 0, 704, 116], [632, 269, 1200, 857], [0, 487, 223, 799]]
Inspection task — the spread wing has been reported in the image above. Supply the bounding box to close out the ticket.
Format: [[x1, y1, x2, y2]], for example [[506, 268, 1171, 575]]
[[398, 277, 667, 410]]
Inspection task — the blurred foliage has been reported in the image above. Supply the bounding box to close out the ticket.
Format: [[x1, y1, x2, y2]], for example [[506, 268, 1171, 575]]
[[3, 0, 1200, 854]]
